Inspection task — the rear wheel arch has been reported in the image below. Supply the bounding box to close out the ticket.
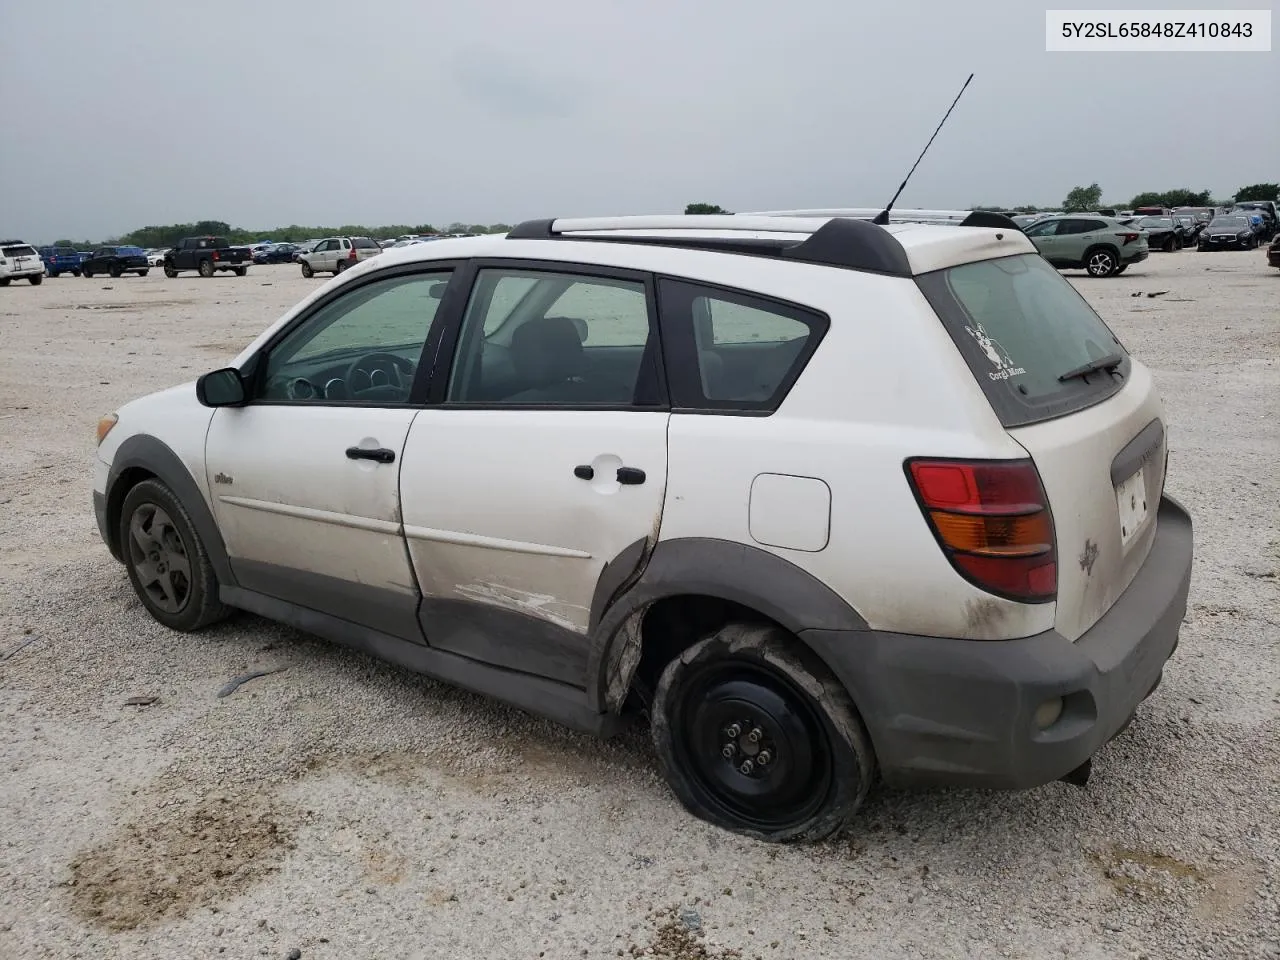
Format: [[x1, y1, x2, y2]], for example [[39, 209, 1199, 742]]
[[105, 435, 236, 588], [587, 538, 868, 715]]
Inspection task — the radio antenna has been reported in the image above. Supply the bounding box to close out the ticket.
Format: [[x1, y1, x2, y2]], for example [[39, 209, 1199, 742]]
[[873, 73, 974, 226]]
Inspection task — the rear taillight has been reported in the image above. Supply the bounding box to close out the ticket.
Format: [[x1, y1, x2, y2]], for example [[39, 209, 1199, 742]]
[[1118, 232, 1140, 244], [212, 249, 220, 261], [906, 458, 1057, 604], [348, 247, 358, 260]]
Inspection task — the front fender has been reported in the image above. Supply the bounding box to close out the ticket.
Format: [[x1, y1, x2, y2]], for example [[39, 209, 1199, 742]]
[[105, 434, 236, 587]]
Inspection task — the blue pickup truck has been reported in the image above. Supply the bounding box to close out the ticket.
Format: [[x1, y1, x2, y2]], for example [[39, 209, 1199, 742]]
[[38, 246, 89, 278]]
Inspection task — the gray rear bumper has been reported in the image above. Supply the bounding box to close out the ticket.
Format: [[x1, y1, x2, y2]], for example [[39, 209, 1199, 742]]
[[802, 495, 1193, 789]]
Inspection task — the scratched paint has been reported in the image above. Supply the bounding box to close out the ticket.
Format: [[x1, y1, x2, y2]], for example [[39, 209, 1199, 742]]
[[454, 581, 589, 634]]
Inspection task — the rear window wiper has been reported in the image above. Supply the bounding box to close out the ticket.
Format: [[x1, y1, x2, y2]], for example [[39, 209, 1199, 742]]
[[1058, 352, 1124, 383]]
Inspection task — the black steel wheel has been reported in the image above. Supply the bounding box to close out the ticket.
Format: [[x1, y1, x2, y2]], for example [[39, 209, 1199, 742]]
[[651, 624, 874, 842], [119, 479, 228, 631]]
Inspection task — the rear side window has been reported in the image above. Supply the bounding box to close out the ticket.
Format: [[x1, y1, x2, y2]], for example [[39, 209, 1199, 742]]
[[353, 237, 380, 249], [657, 279, 827, 413], [917, 253, 1130, 427]]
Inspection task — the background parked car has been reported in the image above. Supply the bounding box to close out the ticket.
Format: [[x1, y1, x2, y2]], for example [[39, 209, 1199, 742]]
[[253, 243, 301, 264], [1198, 215, 1259, 250], [0, 240, 45, 285], [1136, 217, 1185, 252], [39, 245, 89, 277], [298, 236, 381, 277], [1268, 232, 1280, 269], [82, 246, 149, 278], [1231, 201, 1278, 241], [1171, 214, 1204, 245], [1022, 215, 1149, 276], [164, 236, 252, 277], [145, 249, 169, 267]]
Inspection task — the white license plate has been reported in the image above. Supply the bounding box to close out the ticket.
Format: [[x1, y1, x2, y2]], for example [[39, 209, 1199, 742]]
[[1116, 467, 1148, 547]]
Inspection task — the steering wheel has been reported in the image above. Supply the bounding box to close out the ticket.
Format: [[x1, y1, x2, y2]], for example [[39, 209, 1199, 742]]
[[344, 352, 416, 401]]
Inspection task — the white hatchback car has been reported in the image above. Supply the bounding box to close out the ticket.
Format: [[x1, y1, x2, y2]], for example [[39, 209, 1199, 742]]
[[93, 212, 1192, 841]]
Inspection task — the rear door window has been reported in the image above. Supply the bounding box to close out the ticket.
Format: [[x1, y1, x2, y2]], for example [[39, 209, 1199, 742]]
[[917, 253, 1131, 427], [657, 279, 827, 413]]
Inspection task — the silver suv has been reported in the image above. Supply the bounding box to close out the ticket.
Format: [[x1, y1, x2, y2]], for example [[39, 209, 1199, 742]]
[[298, 236, 382, 277]]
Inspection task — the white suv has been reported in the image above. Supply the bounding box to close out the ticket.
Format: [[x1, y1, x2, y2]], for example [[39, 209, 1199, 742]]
[[0, 240, 46, 285], [298, 236, 382, 277], [92, 213, 1192, 841]]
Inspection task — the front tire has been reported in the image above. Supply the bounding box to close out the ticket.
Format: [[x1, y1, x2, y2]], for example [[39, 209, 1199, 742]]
[[163, 264, 177, 278], [82, 267, 93, 278], [650, 623, 874, 843], [300, 261, 314, 278], [198, 259, 214, 278], [1085, 247, 1119, 277], [119, 479, 229, 632], [0, 278, 8, 287]]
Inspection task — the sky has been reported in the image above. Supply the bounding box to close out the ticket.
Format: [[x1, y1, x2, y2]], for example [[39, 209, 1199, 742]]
[[0, 0, 1275, 241]]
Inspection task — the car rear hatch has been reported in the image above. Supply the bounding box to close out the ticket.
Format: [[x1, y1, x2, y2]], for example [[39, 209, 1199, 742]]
[[1, 244, 41, 274], [917, 252, 1168, 641], [352, 237, 381, 261]]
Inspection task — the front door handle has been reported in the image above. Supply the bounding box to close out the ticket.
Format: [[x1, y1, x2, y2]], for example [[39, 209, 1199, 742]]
[[346, 446, 396, 464], [616, 467, 646, 485]]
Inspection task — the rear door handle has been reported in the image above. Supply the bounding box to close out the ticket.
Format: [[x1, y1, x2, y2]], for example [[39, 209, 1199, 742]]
[[573, 465, 594, 480], [616, 467, 646, 485], [346, 446, 396, 464]]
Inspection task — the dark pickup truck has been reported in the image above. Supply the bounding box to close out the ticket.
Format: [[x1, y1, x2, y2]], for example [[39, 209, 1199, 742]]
[[163, 236, 252, 278], [82, 246, 150, 278]]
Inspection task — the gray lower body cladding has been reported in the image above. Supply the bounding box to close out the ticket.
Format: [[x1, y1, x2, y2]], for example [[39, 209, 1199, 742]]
[[802, 495, 1192, 789]]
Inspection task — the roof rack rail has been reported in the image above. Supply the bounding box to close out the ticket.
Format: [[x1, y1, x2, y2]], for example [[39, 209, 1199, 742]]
[[739, 208, 1022, 230], [504, 216, 913, 277]]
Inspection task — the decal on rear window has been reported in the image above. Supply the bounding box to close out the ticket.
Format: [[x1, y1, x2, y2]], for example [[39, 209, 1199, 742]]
[[964, 320, 1026, 381]]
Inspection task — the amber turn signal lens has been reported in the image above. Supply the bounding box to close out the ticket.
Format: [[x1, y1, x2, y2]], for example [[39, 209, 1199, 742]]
[[96, 413, 118, 445], [930, 509, 1053, 557]]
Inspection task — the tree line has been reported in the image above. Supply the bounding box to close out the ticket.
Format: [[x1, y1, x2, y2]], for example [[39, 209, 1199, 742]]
[[1056, 182, 1276, 214], [687, 184, 1278, 218], [43, 185, 1277, 248], [48, 220, 516, 250]]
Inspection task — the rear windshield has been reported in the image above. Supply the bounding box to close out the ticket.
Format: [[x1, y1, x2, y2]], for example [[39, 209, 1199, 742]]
[[917, 253, 1130, 428], [2, 245, 37, 257], [353, 237, 380, 249]]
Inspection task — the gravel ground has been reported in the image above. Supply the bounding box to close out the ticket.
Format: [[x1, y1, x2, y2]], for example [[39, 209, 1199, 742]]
[[1, 251, 1277, 960]]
